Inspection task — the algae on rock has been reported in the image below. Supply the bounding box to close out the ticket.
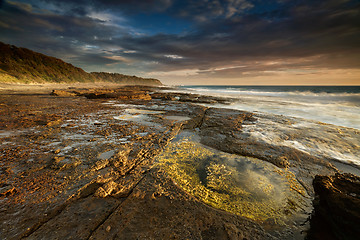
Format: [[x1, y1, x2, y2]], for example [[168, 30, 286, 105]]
[[156, 138, 309, 224]]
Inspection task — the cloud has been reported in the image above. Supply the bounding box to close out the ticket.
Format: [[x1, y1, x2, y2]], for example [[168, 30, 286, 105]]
[[165, 54, 184, 59], [120, 0, 360, 74], [0, 0, 131, 66], [0, 0, 359, 84], [35, 0, 175, 15], [147, 68, 200, 77]]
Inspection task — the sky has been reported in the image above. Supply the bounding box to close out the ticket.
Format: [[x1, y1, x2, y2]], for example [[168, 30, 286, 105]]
[[0, 0, 359, 85]]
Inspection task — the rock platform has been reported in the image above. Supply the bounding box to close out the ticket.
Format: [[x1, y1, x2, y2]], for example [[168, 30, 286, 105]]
[[0, 86, 359, 239]]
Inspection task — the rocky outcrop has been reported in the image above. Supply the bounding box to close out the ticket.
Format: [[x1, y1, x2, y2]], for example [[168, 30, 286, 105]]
[[51, 87, 152, 100], [195, 107, 338, 196], [199, 108, 321, 168], [51, 90, 78, 97], [0, 90, 275, 239], [151, 92, 233, 104], [83, 89, 151, 100], [307, 173, 360, 240], [1, 86, 359, 240]]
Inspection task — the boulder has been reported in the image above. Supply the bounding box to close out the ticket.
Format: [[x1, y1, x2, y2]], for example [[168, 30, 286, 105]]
[[307, 173, 360, 240]]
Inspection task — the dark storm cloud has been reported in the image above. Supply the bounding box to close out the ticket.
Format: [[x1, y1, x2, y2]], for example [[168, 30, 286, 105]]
[[0, 0, 359, 79], [69, 53, 121, 67], [0, 0, 129, 67], [113, 0, 360, 73], [0, 1, 123, 38], [35, 0, 174, 15]]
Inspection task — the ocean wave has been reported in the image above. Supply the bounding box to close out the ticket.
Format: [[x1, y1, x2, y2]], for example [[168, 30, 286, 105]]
[[169, 86, 360, 129], [182, 87, 360, 98], [242, 115, 360, 168]]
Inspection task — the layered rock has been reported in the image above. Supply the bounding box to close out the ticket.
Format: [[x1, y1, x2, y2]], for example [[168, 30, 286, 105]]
[[83, 89, 151, 100], [151, 92, 233, 104], [307, 173, 360, 240], [1, 90, 275, 239], [1, 86, 359, 240], [51, 87, 152, 100], [196, 108, 338, 196]]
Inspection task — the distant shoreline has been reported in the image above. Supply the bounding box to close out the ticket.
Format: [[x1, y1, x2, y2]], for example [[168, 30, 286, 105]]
[[0, 82, 160, 94]]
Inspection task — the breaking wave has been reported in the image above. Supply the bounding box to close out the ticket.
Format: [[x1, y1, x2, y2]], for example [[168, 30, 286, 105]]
[[178, 85, 360, 129]]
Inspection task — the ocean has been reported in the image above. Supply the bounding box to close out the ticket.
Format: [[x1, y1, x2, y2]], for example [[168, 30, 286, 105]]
[[179, 85, 360, 130], [167, 85, 360, 169]]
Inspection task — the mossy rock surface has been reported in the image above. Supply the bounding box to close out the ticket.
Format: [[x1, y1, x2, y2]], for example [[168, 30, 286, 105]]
[[156, 138, 308, 224]]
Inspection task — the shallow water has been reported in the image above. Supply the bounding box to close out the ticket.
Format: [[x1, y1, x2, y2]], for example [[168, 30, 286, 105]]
[[98, 150, 116, 160], [176, 86, 360, 130], [241, 113, 360, 169], [167, 86, 360, 169], [164, 115, 191, 122], [113, 108, 164, 127], [156, 136, 311, 229]]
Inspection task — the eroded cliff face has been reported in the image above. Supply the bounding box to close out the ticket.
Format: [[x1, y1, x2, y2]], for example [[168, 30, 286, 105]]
[[0, 87, 359, 240]]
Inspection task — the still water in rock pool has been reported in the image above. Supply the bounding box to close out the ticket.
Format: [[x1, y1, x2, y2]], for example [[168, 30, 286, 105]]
[[155, 137, 311, 226]]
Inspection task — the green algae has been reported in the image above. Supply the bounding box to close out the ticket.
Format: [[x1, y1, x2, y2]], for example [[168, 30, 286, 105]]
[[156, 138, 308, 224]]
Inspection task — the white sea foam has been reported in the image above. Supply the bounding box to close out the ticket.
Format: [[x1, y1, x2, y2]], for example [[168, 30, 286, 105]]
[[173, 86, 360, 130], [179, 87, 360, 99], [242, 113, 360, 169], [169, 86, 360, 169]]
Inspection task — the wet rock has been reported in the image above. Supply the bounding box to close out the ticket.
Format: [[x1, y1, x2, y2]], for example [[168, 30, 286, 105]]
[[1, 86, 356, 240], [0, 184, 16, 197], [24, 196, 120, 240], [83, 89, 151, 100], [51, 90, 77, 97], [111, 148, 131, 172], [307, 173, 360, 240], [94, 181, 118, 198], [151, 92, 232, 104], [92, 159, 110, 171], [198, 107, 336, 195], [198, 109, 324, 170], [112, 185, 133, 198], [53, 156, 65, 162], [77, 182, 104, 199], [51, 87, 153, 100], [200, 107, 256, 130], [276, 156, 290, 168], [88, 169, 276, 240], [46, 118, 62, 126], [98, 150, 115, 160]]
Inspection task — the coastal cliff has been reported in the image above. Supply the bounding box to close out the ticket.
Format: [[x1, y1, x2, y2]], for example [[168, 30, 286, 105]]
[[0, 42, 162, 86]]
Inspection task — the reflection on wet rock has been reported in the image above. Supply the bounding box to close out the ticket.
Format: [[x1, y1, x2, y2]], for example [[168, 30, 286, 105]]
[[156, 138, 310, 225]]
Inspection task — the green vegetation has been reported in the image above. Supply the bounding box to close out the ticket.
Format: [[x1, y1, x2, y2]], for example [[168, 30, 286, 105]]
[[91, 72, 161, 85], [0, 42, 161, 85], [156, 138, 307, 224]]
